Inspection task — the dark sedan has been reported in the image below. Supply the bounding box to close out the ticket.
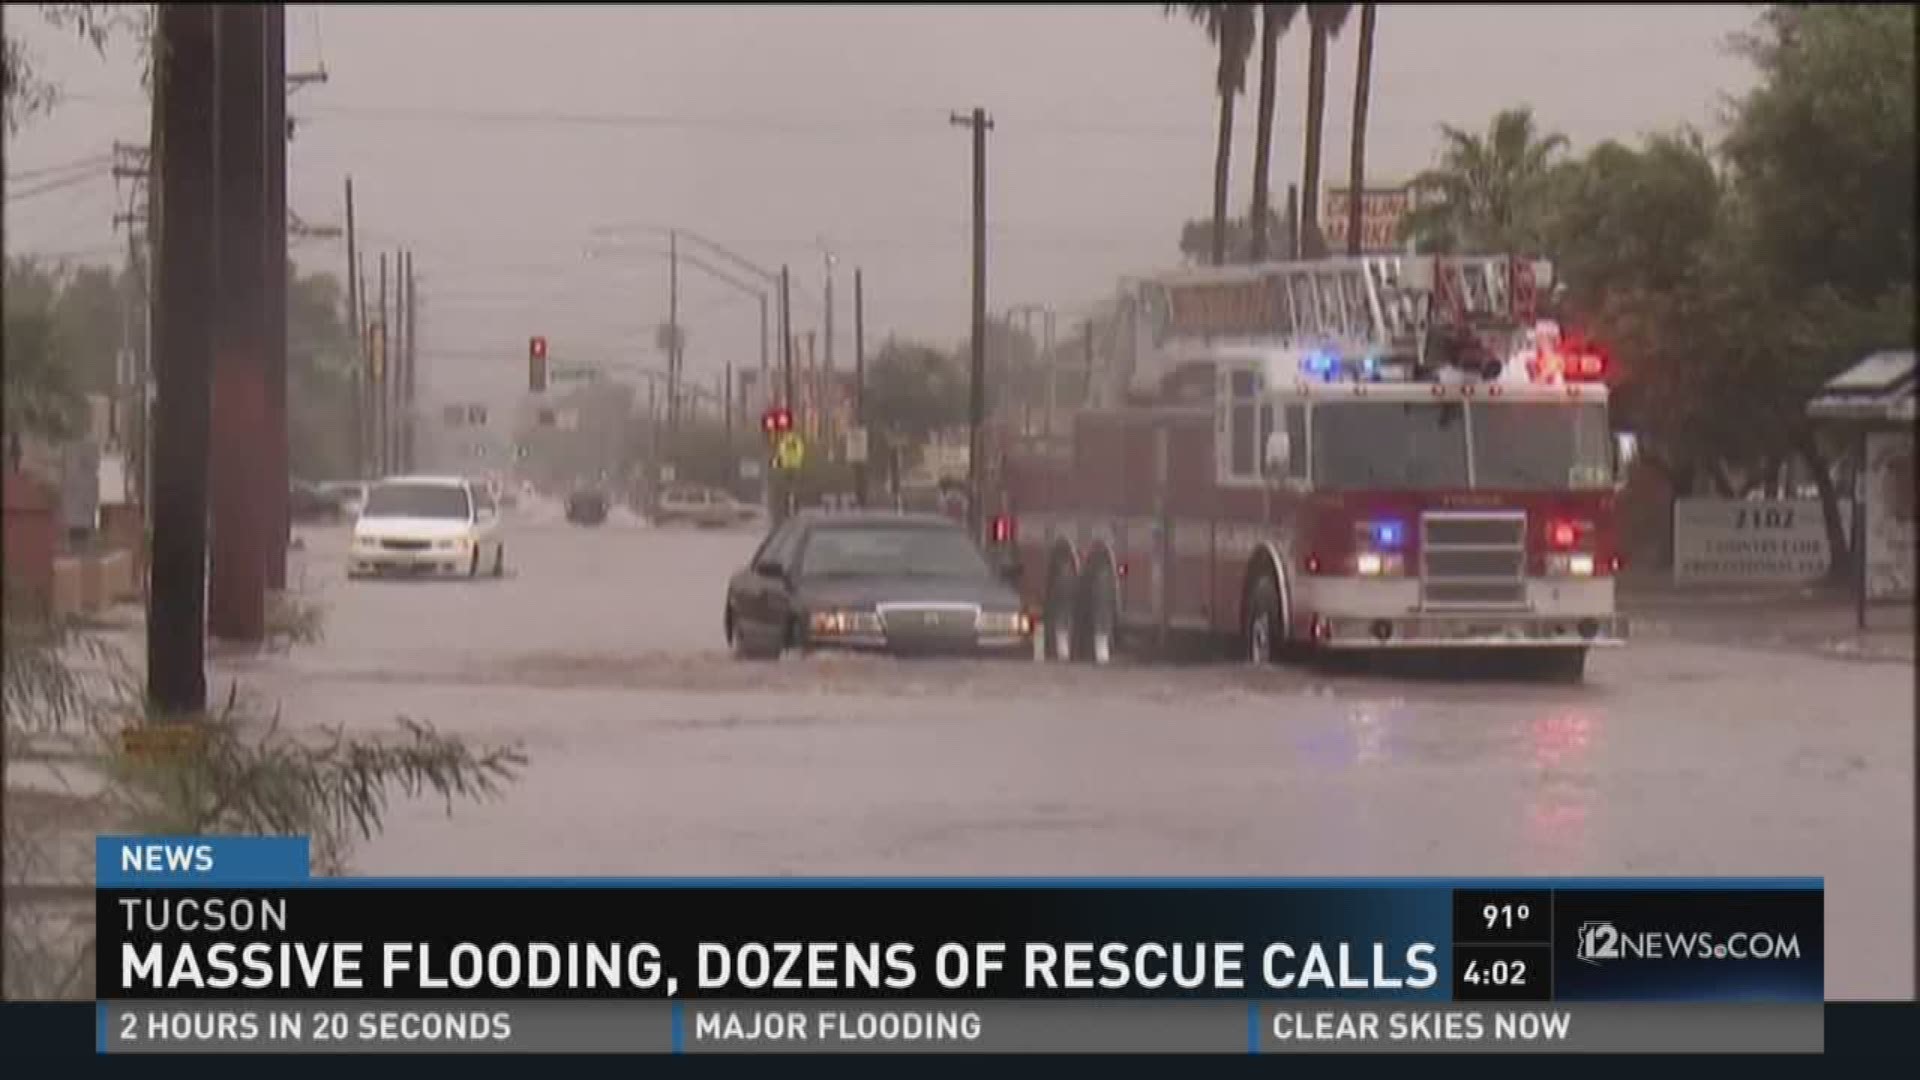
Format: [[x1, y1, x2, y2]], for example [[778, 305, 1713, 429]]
[[723, 511, 1032, 660]]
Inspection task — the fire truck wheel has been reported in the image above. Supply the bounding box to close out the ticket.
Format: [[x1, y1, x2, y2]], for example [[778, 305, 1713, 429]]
[[1244, 574, 1284, 665], [1084, 563, 1118, 665]]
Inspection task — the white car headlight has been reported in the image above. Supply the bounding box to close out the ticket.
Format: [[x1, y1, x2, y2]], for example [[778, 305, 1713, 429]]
[[352, 535, 379, 550], [975, 610, 1033, 635], [808, 610, 882, 635]]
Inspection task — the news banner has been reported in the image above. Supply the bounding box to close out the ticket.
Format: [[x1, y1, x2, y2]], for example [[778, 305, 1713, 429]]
[[96, 837, 1825, 1054]]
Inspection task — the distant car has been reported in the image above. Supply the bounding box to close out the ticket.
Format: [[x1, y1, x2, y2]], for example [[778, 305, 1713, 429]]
[[289, 480, 344, 523], [723, 511, 1032, 660], [349, 475, 506, 578], [316, 480, 368, 519], [655, 485, 757, 528], [566, 489, 609, 526]]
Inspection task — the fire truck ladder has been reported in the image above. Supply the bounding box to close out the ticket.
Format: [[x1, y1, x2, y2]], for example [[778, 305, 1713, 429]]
[[1254, 254, 1540, 355]]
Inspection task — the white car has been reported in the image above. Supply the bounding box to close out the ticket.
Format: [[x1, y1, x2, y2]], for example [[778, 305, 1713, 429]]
[[348, 476, 506, 579]]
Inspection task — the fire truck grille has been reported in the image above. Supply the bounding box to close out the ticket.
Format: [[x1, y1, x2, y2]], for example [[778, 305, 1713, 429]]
[[1420, 511, 1528, 609]]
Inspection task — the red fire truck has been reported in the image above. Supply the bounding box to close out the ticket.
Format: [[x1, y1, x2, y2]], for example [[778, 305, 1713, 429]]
[[986, 254, 1638, 682]]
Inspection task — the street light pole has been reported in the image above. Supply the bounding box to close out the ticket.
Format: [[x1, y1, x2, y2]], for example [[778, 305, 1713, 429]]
[[951, 106, 993, 540]]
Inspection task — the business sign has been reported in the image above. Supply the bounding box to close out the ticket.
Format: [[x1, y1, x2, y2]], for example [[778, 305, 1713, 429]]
[[1864, 430, 1915, 600], [1321, 185, 1417, 255], [1672, 498, 1851, 585]]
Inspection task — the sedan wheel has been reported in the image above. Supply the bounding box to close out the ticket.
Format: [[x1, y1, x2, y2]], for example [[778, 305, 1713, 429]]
[[468, 548, 480, 578]]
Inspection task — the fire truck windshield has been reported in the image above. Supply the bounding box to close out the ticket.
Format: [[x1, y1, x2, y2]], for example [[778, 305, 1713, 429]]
[[1310, 400, 1611, 492], [1470, 401, 1612, 491], [1312, 401, 1471, 490]]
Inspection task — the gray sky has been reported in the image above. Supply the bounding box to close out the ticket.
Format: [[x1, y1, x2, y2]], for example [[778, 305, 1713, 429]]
[[6, 3, 1757, 419]]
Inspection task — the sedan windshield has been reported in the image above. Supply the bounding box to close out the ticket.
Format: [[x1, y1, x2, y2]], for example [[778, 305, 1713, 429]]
[[798, 525, 993, 580], [362, 483, 471, 520]]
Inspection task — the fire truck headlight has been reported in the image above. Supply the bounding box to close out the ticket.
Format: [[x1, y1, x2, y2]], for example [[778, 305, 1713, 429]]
[[1355, 552, 1405, 577], [1546, 553, 1597, 577]]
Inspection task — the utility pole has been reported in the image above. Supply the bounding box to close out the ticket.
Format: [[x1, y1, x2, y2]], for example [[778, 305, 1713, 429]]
[[780, 266, 795, 411], [1043, 308, 1057, 437], [344, 176, 362, 479], [1083, 318, 1096, 412], [404, 253, 418, 472], [822, 247, 835, 449], [148, 2, 219, 714], [263, 2, 289, 589], [208, 2, 268, 645], [667, 230, 680, 435], [951, 107, 992, 539], [376, 251, 388, 477], [853, 267, 866, 507]]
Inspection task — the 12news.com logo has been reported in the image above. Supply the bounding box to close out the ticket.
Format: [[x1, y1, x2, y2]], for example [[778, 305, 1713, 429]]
[[1575, 922, 1803, 966]]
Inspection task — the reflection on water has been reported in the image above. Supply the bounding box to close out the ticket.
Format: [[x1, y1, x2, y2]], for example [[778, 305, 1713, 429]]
[[1525, 708, 1598, 857]]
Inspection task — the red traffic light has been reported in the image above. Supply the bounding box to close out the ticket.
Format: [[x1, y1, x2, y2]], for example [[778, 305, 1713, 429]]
[[760, 406, 793, 435], [529, 335, 548, 362]]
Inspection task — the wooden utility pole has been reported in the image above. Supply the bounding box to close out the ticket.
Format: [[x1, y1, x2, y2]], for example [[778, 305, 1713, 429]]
[[148, 3, 219, 714], [667, 230, 681, 435], [853, 267, 866, 507], [950, 106, 993, 539], [207, 2, 268, 645], [376, 251, 388, 476], [404, 252, 418, 472], [264, 2, 289, 589], [344, 176, 363, 478]]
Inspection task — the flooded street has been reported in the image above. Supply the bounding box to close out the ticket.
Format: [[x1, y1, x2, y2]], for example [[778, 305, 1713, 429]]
[[242, 509, 1913, 999]]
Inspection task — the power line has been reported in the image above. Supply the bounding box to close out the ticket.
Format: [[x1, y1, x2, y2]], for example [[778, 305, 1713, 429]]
[[6, 151, 115, 183]]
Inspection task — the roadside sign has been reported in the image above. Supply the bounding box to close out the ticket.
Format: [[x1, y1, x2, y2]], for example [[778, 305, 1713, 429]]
[[845, 426, 869, 465], [739, 458, 764, 481], [774, 432, 806, 472]]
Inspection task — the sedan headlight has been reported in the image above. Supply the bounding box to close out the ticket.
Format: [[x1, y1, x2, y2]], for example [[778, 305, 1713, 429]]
[[975, 610, 1034, 635], [808, 610, 882, 635]]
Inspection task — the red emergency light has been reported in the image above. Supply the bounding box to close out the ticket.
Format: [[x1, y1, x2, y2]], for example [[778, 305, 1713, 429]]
[[1546, 518, 1592, 550], [990, 514, 1014, 545], [760, 406, 793, 435]]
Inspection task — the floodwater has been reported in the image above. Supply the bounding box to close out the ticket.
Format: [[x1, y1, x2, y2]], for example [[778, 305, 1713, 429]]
[[241, 503, 1912, 999]]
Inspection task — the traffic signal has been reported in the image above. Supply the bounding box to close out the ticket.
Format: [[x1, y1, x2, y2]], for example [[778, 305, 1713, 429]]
[[528, 335, 548, 392], [760, 406, 793, 437]]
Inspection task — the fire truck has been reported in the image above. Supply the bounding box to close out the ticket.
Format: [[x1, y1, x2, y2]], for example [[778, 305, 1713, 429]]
[[986, 254, 1638, 682]]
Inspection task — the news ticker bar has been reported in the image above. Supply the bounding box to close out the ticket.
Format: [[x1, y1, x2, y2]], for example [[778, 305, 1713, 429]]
[[97, 838, 1825, 1006], [99, 1001, 1822, 1054]]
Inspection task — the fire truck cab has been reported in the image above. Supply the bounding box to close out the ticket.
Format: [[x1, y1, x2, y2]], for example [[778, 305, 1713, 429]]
[[992, 255, 1637, 682]]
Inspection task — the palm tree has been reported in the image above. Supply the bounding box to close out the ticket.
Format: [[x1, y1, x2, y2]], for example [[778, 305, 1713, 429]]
[[1248, 4, 1301, 262], [1344, 3, 1376, 256], [1169, 4, 1257, 266], [1298, 3, 1352, 259], [1399, 107, 1571, 253]]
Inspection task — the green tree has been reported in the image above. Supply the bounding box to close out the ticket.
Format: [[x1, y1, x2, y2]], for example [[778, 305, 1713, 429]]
[[1297, 3, 1352, 258], [863, 340, 968, 446], [1399, 107, 1569, 253], [286, 269, 359, 481], [1714, 4, 1916, 578], [1168, 4, 1257, 267], [1, 259, 77, 449], [1247, 4, 1301, 261]]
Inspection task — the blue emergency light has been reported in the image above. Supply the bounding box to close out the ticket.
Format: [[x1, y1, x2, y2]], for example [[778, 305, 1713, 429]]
[[1301, 349, 1341, 380], [1367, 520, 1405, 550]]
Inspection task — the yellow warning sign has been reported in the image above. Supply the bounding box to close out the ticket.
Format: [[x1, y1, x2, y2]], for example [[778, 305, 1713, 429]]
[[774, 432, 806, 472]]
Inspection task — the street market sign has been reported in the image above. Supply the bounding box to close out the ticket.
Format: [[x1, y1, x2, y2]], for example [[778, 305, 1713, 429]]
[[1673, 498, 1851, 585]]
